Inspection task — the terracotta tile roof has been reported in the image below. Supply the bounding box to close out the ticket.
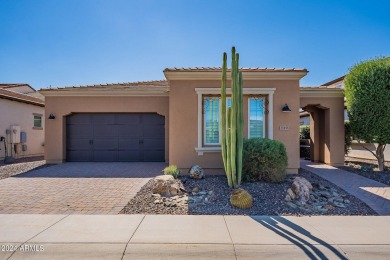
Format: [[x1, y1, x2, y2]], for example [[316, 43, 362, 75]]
[[164, 67, 308, 72], [0, 83, 35, 91], [0, 88, 45, 107], [40, 80, 168, 91]]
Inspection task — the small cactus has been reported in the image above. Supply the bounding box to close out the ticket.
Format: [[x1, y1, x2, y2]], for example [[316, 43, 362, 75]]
[[230, 188, 253, 209]]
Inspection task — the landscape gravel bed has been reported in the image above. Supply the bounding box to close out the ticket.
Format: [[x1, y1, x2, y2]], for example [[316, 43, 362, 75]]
[[120, 168, 376, 216], [340, 156, 390, 186], [0, 157, 52, 180]]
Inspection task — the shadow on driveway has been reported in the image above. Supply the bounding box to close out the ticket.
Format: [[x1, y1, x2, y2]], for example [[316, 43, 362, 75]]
[[14, 162, 167, 178]]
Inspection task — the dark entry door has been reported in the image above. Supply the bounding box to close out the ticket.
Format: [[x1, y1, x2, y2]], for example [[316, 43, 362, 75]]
[[66, 113, 165, 162]]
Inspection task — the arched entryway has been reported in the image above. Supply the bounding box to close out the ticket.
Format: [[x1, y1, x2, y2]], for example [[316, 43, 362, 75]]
[[300, 88, 345, 166]]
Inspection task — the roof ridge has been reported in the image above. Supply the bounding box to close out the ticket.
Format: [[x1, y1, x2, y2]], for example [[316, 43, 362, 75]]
[[40, 79, 168, 91], [163, 67, 308, 72]]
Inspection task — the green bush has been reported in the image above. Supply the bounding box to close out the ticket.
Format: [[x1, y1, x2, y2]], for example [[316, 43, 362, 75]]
[[163, 165, 180, 178], [299, 125, 310, 140], [344, 120, 353, 155], [344, 57, 390, 171], [242, 138, 288, 183]]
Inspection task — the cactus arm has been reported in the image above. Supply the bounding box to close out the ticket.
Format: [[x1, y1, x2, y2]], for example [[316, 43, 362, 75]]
[[226, 107, 232, 187], [237, 71, 244, 186], [221, 52, 228, 174], [230, 48, 237, 188]]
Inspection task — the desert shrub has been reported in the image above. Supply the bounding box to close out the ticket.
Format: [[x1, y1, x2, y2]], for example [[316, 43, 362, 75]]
[[299, 125, 310, 140], [163, 165, 180, 178], [243, 138, 288, 183]]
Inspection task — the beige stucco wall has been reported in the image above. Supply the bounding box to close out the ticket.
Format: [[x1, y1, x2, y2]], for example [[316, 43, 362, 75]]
[[169, 79, 300, 173], [300, 96, 345, 166], [44, 96, 169, 163], [0, 99, 45, 159]]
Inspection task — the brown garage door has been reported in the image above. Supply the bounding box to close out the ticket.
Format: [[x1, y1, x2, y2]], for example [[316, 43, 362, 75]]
[[66, 113, 165, 162]]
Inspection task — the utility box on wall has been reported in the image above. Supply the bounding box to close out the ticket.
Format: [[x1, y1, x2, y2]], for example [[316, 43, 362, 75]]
[[20, 131, 27, 143], [10, 125, 21, 143]]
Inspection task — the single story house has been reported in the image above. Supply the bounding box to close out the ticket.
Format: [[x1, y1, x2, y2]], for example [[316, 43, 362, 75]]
[[40, 67, 345, 173], [0, 84, 45, 160]]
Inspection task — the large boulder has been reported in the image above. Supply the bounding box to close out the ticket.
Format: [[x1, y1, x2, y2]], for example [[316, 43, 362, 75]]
[[286, 177, 313, 205], [152, 175, 186, 197]]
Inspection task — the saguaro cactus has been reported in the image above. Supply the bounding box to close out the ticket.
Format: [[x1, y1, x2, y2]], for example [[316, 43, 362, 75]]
[[221, 47, 244, 188]]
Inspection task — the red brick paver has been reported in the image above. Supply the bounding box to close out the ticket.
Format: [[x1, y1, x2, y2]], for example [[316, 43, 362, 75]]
[[0, 162, 165, 214], [301, 160, 390, 215]]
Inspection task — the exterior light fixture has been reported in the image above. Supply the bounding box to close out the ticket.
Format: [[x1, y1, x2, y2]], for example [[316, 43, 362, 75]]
[[48, 113, 56, 120], [282, 104, 291, 112]]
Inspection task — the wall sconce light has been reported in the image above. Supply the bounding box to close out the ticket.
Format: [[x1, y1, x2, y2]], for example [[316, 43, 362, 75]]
[[282, 104, 291, 112], [48, 113, 56, 120]]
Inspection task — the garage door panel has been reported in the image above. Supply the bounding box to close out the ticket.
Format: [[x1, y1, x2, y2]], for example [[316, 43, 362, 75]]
[[142, 125, 165, 138], [143, 138, 165, 149], [67, 125, 93, 138], [67, 151, 92, 162], [94, 139, 118, 150], [67, 138, 91, 150], [116, 114, 140, 124], [67, 114, 91, 125], [92, 114, 115, 125], [93, 151, 118, 162], [118, 151, 139, 162], [94, 125, 118, 137], [118, 139, 139, 149], [118, 125, 139, 137], [142, 114, 165, 124]]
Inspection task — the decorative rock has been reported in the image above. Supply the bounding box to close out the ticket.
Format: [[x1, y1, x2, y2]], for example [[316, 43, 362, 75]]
[[152, 175, 186, 197], [290, 177, 312, 205], [344, 199, 350, 204], [333, 202, 346, 208], [286, 202, 297, 209], [287, 188, 296, 200], [189, 165, 205, 179], [192, 187, 199, 193]]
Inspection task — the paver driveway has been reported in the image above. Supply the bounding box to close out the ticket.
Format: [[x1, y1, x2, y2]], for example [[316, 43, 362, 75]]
[[0, 162, 166, 214]]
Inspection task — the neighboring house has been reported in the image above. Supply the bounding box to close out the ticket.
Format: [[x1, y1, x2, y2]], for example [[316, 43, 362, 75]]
[[41, 67, 345, 173], [0, 84, 45, 161]]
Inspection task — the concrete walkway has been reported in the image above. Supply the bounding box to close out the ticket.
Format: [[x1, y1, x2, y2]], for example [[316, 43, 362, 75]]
[[0, 214, 389, 259], [301, 160, 390, 215]]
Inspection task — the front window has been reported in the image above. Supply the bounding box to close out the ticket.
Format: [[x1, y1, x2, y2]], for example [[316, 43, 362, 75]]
[[203, 97, 232, 145], [34, 115, 42, 128], [204, 97, 220, 144], [248, 97, 265, 138]]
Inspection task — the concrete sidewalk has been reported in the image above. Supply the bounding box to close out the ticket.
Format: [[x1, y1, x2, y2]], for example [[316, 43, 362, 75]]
[[301, 160, 390, 215], [1, 215, 390, 259]]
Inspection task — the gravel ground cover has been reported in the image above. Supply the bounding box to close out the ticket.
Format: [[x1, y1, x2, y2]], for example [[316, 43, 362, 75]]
[[0, 156, 52, 180], [340, 156, 390, 186], [120, 168, 376, 216]]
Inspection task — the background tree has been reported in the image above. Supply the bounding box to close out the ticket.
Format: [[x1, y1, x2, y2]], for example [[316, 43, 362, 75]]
[[344, 57, 390, 171]]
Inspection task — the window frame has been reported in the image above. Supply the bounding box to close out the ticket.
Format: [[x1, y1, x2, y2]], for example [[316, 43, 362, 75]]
[[33, 113, 43, 129]]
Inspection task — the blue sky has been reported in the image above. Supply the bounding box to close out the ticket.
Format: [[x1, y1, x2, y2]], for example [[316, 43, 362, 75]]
[[1, 0, 389, 89]]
